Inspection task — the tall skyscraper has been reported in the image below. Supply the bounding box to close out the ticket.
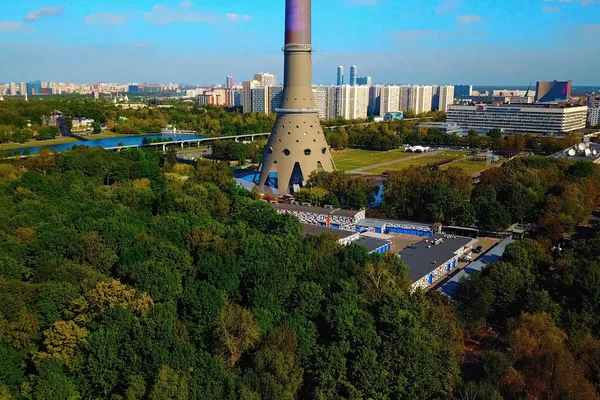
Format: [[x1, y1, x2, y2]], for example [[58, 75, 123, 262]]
[[356, 76, 372, 86], [257, 0, 334, 194], [349, 65, 357, 86], [226, 76, 233, 89], [337, 66, 344, 86]]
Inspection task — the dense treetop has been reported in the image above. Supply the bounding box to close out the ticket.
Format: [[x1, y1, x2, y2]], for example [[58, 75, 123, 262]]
[[0, 147, 462, 399]]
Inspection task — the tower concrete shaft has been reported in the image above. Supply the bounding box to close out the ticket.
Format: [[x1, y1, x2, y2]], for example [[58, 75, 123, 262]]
[[257, 0, 335, 194]]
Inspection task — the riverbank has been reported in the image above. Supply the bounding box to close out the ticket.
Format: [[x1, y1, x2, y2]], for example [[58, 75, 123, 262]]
[[0, 132, 130, 151]]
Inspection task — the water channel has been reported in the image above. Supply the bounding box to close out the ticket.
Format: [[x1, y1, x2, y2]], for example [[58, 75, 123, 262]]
[[5, 134, 205, 155]]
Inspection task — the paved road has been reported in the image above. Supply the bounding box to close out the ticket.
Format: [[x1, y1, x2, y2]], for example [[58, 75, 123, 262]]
[[347, 153, 431, 175]]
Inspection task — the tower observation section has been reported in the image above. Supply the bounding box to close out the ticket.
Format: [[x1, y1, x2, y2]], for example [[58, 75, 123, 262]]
[[257, 0, 335, 194]]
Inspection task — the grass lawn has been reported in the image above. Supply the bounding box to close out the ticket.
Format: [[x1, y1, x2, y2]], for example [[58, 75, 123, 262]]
[[332, 148, 413, 171], [365, 151, 468, 175], [0, 137, 78, 151]]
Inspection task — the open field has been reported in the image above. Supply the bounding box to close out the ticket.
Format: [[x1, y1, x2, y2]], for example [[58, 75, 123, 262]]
[[333, 149, 414, 171], [365, 151, 468, 175]]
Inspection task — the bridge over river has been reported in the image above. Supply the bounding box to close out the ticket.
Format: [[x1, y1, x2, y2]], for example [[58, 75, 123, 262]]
[[105, 132, 271, 152]]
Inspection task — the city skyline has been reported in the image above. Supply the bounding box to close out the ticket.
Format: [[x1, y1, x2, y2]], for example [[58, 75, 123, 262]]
[[0, 0, 599, 85]]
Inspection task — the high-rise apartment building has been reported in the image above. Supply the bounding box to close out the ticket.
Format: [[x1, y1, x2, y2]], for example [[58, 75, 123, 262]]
[[408, 85, 433, 115], [8, 82, 17, 96], [254, 73, 277, 87], [19, 82, 27, 96], [454, 85, 472, 100], [356, 76, 372, 86], [435, 86, 455, 112], [379, 86, 401, 117], [313, 87, 329, 119], [349, 66, 357, 86], [226, 76, 233, 89], [242, 80, 259, 113], [251, 87, 269, 113], [269, 86, 284, 114], [337, 66, 344, 86], [368, 85, 383, 116], [589, 108, 600, 127], [334, 85, 369, 119], [398, 86, 411, 112]]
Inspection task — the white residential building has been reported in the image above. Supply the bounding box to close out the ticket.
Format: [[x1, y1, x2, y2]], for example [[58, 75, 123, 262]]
[[379, 86, 401, 117], [408, 85, 433, 115], [334, 85, 369, 120]]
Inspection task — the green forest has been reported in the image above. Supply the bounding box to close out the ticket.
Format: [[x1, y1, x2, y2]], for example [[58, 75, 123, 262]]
[[1, 147, 600, 399], [0, 147, 458, 399], [0, 99, 275, 138]]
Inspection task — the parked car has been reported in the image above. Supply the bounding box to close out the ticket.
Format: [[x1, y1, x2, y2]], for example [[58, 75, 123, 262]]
[[460, 255, 472, 262], [473, 245, 484, 254]]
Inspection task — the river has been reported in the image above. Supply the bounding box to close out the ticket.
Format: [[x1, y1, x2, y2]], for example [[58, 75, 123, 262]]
[[5, 134, 205, 155]]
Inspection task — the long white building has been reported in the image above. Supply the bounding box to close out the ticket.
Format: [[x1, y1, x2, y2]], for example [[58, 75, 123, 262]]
[[447, 104, 588, 134]]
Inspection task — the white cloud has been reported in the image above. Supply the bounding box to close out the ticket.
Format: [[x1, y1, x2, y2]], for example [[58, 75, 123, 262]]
[[435, 0, 462, 14], [456, 14, 482, 23], [144, 4, 218, 24], [180, 1, 192, 8], [225, 13, 252, 21], [24, 6, 64, 21], [84, 12, 128, 26]]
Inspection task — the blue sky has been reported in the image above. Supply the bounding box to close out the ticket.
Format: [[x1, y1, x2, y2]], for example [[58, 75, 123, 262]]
[[0, 0, 598, 85]]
